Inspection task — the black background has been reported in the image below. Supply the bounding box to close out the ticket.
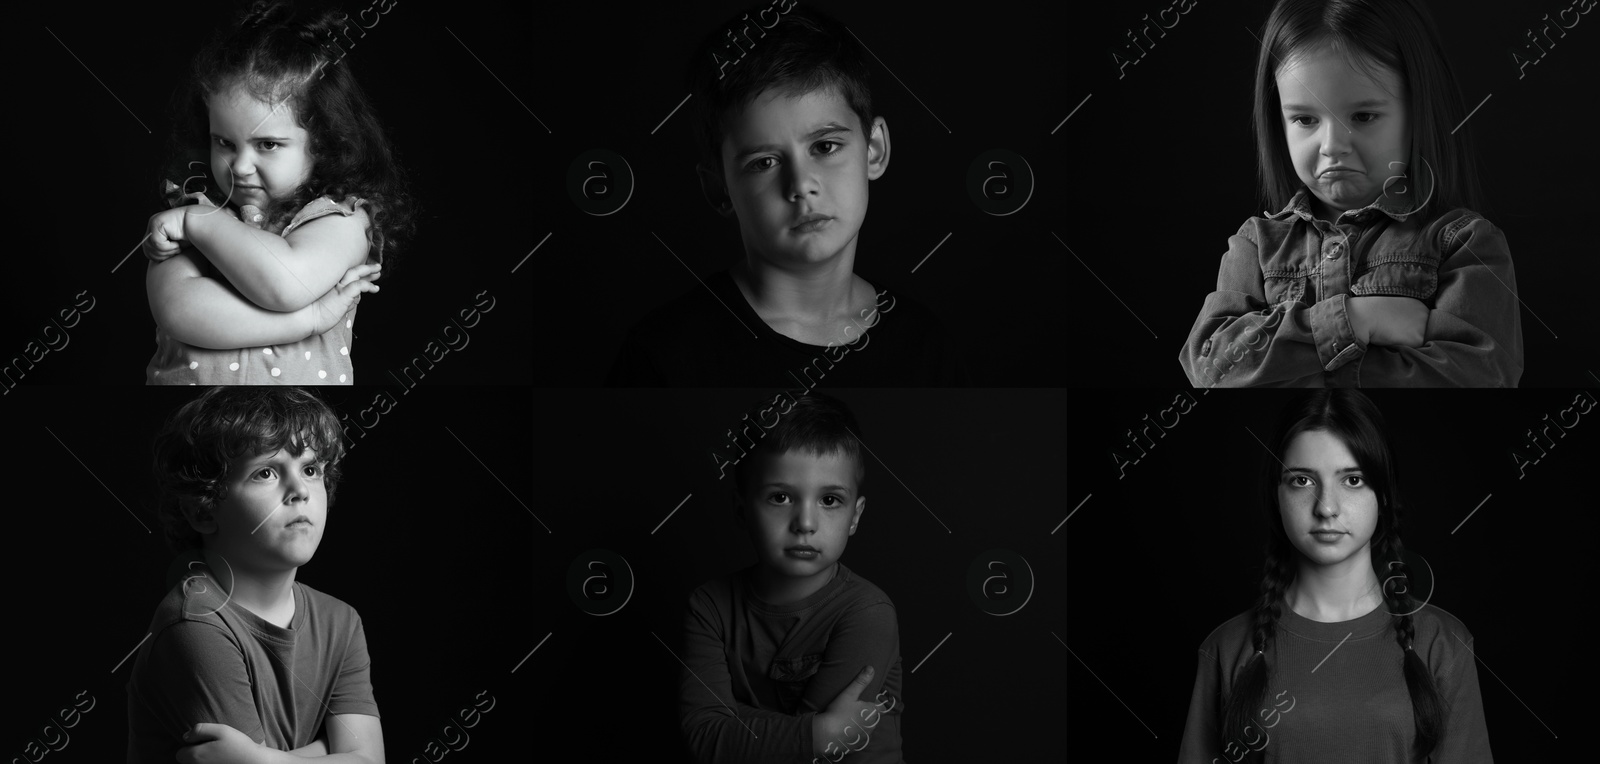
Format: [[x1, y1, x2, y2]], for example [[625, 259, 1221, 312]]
[[1054, 0, 1599, 386], [6, 387, 1066, 761], [1065, 388, 1594, 760], [10, 1, 536, 384]]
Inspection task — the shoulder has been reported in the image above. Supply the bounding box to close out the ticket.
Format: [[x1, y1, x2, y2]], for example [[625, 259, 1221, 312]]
[[1196, 607, 1258, 659], [686, 571, 737, 608], [1406, 602, 1476, 651], [624, 269, 740, 343], [1420, 208, 1508, 257], [296, 580, 364, 623], [835, 564, 897, 611], [284, 195, 372, 235]]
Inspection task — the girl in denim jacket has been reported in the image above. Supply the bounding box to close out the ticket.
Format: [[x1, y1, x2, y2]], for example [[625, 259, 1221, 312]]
[[1180, 0, 1522, 387]]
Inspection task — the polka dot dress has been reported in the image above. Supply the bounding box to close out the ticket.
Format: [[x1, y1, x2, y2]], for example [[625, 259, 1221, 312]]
[[145, 195, 380, 386]]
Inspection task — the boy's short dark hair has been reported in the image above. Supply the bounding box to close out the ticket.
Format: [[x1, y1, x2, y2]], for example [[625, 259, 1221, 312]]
[[151, 387, 347, 553], [687, 2, 875, 179], [731, 392, 866, 504]]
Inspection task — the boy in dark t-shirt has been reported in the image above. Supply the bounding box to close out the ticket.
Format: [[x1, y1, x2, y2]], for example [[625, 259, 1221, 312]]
[[126, 387, 383, 763], [679, 393, 906, 763], [607, 2, 967, 386]]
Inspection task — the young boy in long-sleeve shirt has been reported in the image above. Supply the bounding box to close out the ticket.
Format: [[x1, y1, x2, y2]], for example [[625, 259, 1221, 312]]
[[679, 392, 906, 763]]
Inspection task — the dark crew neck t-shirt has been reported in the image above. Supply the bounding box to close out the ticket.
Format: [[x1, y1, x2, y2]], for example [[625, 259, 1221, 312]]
[[607, 269, 968, 387]]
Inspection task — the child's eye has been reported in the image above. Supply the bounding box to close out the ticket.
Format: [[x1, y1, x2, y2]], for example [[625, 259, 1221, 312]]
[[767, 491, 790, 504], [744, 141, 845, 173], [215, 138, 232, 149], [258, 141, 280, 151], [1288, 475, 1312, 488], [1344, 475, 1365, 488], [303, 462, 324, 477], [1288, 115, 1313, 127], [1353, 113, 1378, 124]]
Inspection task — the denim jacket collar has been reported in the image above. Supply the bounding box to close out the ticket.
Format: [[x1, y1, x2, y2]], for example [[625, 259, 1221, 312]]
[[1265, 162, 1436, 226]]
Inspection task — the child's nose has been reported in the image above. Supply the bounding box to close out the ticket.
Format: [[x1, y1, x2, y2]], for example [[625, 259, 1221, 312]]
[[1319, 124, 1354, 156]]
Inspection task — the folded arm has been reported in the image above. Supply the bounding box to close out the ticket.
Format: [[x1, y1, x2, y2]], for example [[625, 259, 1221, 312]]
[[146, 253, 318, 348], [1179, 228, 1345, 387], [678, 593, 815, 762], [1350, 217, 1524, 386], [183, 204, 370, 312]]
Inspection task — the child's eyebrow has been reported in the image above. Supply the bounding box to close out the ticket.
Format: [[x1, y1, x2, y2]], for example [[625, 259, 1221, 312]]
[[734, 123, 853, 161], [1279, 98, 1390, 111], [210, 132, 296, 142], [1281, 466, 1362, 475], [761, 482, 853, 493], [245, 450, 321, 468]]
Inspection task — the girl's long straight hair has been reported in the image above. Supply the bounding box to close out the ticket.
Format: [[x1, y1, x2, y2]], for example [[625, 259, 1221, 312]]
[[1217, 390, 1448, 761], [1249, 0, 1486, 224]]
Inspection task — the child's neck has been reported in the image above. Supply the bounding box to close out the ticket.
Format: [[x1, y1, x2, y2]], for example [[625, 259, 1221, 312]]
[[201, 547, 297, 623], [733, 255, 860, 324], [751, 561, 838, 606]]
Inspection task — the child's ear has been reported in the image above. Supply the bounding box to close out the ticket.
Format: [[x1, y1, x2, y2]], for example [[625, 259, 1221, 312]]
[[850, 495, 865, 534], [865, 117, 890, 181], [181, 498, 219, 535], [696, 162, 736, 218]]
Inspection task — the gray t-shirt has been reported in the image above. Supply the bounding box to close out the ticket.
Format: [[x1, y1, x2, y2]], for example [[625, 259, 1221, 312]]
[[125, 572, 378, 763], [1178, 600, 1492, 763]]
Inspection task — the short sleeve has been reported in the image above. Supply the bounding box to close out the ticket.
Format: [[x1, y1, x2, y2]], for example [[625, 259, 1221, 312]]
[[282, 196, 379, 264], [140, 621, 268, 744], [327, 614, 380, 718]]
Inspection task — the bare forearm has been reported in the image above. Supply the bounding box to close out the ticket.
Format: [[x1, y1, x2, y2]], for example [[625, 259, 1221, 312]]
[[259, 749, 379, 764], [159, 275, 316, 349], [184, 208, 305, 311], [285, 735, 329, 757]]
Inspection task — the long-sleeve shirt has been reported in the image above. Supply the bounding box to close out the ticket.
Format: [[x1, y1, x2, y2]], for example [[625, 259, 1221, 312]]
[[125, 573, 378, 763], [679, 562, 906, 763], [1177, 601, 1492, 763], [1178, 177, 1523, 387]]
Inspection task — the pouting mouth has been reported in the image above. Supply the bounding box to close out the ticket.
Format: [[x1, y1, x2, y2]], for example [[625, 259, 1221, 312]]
[[785, 546, 820, 553]]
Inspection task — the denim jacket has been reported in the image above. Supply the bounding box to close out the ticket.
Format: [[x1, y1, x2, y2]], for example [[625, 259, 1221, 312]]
[[1178, 174, 1523, 387]]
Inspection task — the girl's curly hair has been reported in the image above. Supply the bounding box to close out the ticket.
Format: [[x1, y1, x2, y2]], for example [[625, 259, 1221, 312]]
[[157, 0, 417, 273]]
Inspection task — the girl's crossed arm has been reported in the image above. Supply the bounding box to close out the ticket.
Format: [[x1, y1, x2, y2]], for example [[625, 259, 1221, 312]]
[[147, 252, 379, 349], [182, 204, 373, 313]]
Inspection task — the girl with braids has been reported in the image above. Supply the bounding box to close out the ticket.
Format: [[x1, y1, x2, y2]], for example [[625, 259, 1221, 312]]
[[143, 0, 415, 385], [1177, 389, 1492, 763]]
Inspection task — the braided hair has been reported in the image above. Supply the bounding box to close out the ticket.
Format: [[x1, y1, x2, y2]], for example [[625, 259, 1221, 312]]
[[1217, 390, 1448, 761]]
